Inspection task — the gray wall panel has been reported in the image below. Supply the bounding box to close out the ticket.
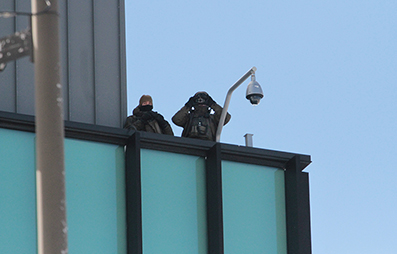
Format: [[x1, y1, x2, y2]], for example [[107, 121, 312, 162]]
[[0, 63, 17, 112], [68, 0, 95, 124], [16, 57, 34, 115], [0, 0, 127, 128], [94, 0, 121, 127], [118, 0, 127, 126], [15, 0, 34, 115], [0, 1, 16, 112], [59, 0, 69, 120]]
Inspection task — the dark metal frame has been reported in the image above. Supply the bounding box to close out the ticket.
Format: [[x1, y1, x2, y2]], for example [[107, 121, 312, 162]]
[[0, 111, 312, 254], [285, 155, 312, 254], [206, 143, 224, 253], [125, 132, 142, 254]]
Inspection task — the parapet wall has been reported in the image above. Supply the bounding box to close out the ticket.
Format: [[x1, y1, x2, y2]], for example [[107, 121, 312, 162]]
[[0, 111, 311, 254]]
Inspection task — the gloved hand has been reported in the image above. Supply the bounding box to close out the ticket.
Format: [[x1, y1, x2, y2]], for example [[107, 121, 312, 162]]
[[148, 111, 160, 121], [141, 112, 153, 122], [185, 96, 196, 108], [152, 112, 168, 128], [206, 95, 216, 106]]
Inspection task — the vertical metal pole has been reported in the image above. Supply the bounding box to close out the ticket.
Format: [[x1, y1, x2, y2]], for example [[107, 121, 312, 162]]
[[32, 0, 68, 253]]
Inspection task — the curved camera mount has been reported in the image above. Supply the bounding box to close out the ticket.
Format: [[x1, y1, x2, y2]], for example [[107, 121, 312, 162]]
[[215, 67, 264, 142]]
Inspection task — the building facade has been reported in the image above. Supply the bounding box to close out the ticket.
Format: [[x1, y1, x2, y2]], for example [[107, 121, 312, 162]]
[[0, 0, 311, 253], [0, 112, 311, 253]]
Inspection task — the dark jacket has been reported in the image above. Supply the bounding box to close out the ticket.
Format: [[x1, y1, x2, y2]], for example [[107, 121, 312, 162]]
[[172, 103, 231, 141], [124, 106, 174, 135]]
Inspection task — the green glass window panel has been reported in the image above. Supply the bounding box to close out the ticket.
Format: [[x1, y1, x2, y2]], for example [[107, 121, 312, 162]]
[[65, 139, 126, 254], [222, 161, 287, 254], [141, 149, 207, 254], [0, 128, 37, 254]]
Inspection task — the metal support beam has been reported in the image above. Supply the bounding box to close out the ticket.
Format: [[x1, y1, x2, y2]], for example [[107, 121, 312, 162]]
[[206, 143, 224, 253], [125, 132, 143, 254], [284, 155, 312, 254]]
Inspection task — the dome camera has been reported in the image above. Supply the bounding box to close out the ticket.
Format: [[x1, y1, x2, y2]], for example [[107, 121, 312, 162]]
[[247, 94, 263, 105], [246, 80, 264, 105]]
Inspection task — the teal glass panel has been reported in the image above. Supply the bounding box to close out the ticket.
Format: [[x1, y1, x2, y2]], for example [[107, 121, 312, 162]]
[[141, 149, 207, 254], [65, 139, 126, 254], [0, 128, 37, 254], [222, 161, 287, 254]]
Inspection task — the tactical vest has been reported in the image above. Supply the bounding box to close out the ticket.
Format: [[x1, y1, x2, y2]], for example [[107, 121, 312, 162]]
[[183, 110, 213, 140]]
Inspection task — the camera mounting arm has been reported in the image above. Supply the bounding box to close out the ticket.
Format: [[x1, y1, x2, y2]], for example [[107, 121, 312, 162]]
[[215, 67, 257, 142]]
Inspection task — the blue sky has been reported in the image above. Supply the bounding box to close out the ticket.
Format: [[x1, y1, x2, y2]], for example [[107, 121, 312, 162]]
[[125, 1, 397, 253]]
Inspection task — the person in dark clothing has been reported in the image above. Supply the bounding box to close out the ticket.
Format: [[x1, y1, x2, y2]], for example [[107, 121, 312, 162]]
[[124, 95, 174, 135], [172, 91, 231, 141]]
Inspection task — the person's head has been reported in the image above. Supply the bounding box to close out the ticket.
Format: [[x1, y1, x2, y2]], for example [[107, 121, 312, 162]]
[[194, 91, 209, 106], [139, 95, 153, 111], [139, 95, 153, 106], [191, 91, 211, 114]]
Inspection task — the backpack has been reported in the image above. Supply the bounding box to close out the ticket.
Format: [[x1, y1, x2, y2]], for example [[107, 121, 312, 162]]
[[183, 110, 213, 140]]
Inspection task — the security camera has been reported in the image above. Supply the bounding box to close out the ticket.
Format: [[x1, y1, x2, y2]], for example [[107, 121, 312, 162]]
[[246, 79, 264, 105]]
